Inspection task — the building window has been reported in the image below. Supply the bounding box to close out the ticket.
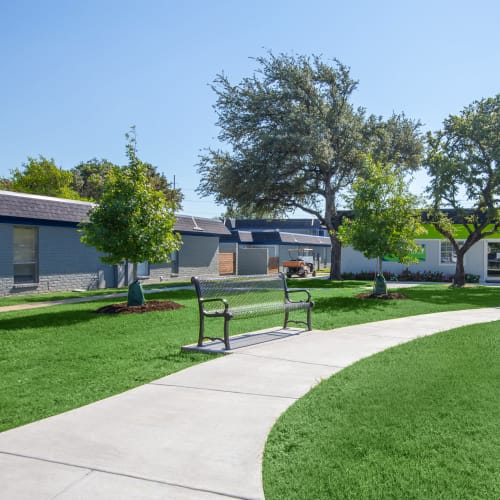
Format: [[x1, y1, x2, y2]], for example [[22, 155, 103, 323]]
[[170, 251, 179, 274], [136, 261, 149, 277], [13, 226, 38, 283], [440, 240, 460, 264]]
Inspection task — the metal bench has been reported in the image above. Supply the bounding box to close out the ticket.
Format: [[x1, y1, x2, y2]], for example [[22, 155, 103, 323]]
[[191, 273, 314, 350]]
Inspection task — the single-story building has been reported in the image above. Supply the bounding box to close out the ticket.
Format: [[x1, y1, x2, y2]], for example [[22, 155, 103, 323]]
[[221, 219, 332, 275], [342, 233, 500, 283], [0, 190, 231, 296], [224, 216, 500, 282]]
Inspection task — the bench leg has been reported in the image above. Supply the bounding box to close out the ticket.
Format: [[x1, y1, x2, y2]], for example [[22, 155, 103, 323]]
[[307, 305, 312, 330], [223, 317, 231, 350], [284, 308, 290, 329], [198, 315, 205, 347]]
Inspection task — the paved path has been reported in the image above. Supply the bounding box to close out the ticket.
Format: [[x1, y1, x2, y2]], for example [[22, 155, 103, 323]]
[[1, 308, 500, 499], [0, 286, 192, 313]]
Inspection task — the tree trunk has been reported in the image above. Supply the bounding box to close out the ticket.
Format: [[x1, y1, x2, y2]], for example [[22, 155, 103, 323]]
[[329, 235, 342, 280], [453, 252, 466, 287]]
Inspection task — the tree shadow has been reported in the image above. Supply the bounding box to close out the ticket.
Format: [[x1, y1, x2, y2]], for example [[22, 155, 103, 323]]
[[313, 295, 393, 313], [0, 308, 110, 332]]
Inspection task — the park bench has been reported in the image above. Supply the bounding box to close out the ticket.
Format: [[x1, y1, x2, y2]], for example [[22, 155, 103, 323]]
[[191, 273, 314, 350]]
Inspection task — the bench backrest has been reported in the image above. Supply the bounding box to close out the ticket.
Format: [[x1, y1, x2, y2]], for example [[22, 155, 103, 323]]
[[192, 273, 287, 313]]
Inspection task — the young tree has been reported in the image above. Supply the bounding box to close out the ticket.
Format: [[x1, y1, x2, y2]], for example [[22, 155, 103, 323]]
[[426, 94, 500, 287], [338, 158, 425, 294], [8, 156, 81, 199], [80, 129, 182, 304], [197, 52, 423, 279]]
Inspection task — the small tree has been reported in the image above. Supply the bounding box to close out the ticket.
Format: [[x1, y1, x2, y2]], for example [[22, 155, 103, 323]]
[[426, 94, 500, 287], [8, 156, 81, 199], [338, 158, 425, 294], [80, 129, 181, 305]]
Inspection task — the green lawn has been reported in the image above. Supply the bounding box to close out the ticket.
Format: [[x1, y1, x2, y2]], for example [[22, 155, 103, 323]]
[[1, 281, 500, 434], [263, 321, 500, 499]]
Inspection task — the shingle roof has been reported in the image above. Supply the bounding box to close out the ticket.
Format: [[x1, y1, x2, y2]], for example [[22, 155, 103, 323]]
[[0, 190, 230, 236], [224, 229, 331, 246], [174, 214, 231, 236], [0, 190, 94, 223], [227, 218, 324, 230]]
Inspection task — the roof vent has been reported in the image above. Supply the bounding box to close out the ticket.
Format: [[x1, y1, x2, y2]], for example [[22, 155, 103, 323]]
[[192, 216, 204, 231]]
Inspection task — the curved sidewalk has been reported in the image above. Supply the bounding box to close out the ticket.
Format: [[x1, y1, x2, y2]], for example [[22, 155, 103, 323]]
[[1, 308, 500, 500]]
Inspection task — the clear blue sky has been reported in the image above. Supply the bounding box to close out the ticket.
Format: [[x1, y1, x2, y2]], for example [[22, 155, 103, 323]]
[[1, 0, 498, 217]]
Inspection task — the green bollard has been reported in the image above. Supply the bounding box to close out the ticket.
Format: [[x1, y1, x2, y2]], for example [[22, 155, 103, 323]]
[[128, 280, 145, 306], [373, 273, 388, 296]]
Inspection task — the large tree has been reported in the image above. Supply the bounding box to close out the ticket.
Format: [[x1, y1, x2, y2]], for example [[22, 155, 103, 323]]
[[71, 158, 118, 201], [426, 94, 500, 287], [338, 158, 425, 294], [197, 53, 422, 279], [8, 156, 81, 199], [80, 129, 181, 304]]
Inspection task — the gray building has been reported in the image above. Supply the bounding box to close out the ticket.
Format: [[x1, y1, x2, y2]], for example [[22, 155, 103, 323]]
[[0, 190, 230, 296], [221, 220, 332, 275]]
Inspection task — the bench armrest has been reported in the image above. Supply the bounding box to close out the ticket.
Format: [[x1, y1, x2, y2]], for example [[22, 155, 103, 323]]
[[200, 297, 229, 313], [285, 287, 312, 303]]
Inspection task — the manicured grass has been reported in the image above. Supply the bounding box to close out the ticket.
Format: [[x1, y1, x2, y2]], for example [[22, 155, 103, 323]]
[[0, 281, 191, 306], [308, 282, 500, 330], [0, 289, 208, 432], [263, 321, 500, 499], [2, 282, 500, 432]]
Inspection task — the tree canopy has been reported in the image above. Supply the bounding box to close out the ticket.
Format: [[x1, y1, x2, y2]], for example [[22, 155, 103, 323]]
[[426, 94, 500, 286], [71, 158, 118, 201], [80, 130, 181, 301], [71, 158, 183, 204], [338, 158, 425, 292], [7, 156, 81, 199], [197, 52, 423, 279]]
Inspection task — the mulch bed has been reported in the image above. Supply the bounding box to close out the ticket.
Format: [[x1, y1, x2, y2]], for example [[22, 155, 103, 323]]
[[356, 292, 408, 300], [95, 300, 185, 314]]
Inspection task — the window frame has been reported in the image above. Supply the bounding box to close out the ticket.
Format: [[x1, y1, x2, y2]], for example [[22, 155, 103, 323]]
[[439, 239, 464, 266], [13, 226, 39, 284]]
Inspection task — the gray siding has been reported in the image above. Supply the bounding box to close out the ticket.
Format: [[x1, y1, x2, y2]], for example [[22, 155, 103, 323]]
[[0, 224, 14, 293], [238, 247, 269, 275], [178, 235, 219, 278], [0, 223, 114, 296], [121, 235, 221, 285]]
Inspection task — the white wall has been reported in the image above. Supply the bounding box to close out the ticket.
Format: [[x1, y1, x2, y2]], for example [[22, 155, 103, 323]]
[[341, 239, 486, 281]]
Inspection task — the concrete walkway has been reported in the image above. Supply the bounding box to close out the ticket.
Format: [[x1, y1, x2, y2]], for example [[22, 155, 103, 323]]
[[1, 308, 500, 499], [0, 286, 192, 313]]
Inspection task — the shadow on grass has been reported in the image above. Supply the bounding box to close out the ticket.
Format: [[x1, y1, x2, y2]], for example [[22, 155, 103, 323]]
[[0, 308, 105, 331], [289, 279, 371, 289], [313, 296, 393, 314]]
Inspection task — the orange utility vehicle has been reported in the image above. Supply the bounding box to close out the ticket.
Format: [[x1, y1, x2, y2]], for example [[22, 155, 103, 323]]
[[282, 248, 316, 278]]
